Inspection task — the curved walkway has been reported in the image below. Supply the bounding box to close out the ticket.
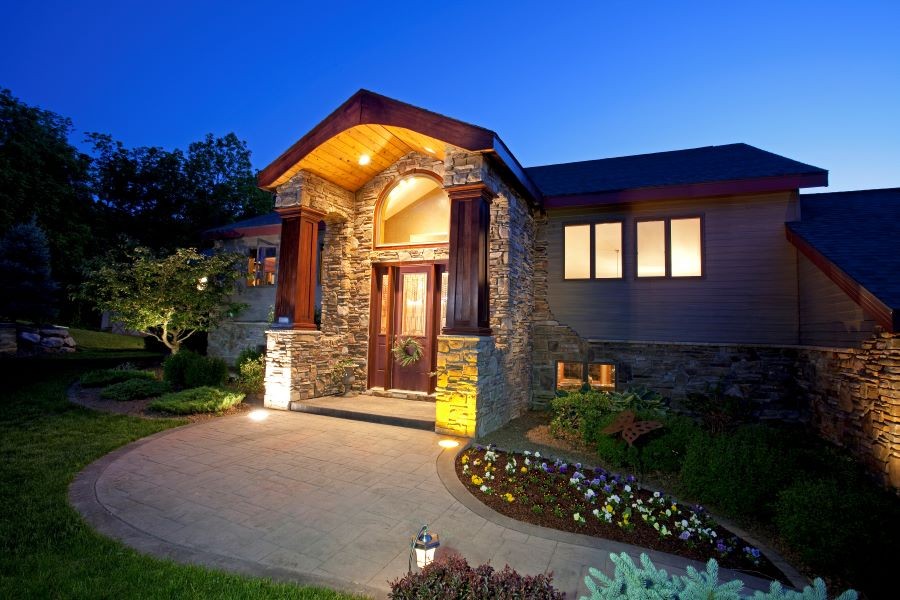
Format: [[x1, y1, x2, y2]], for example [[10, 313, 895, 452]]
[[70, 410, 796, 598]]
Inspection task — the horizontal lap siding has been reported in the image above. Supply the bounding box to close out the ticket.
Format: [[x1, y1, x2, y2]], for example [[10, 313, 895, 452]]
[[798, 254, 875, 347], [546, 193, 801, 344]]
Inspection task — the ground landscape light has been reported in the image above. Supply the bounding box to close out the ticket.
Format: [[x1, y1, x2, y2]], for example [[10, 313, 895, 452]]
[[438, 439, 459, 448], [248, 409, 268, 422], [410, 525, 440, 570]]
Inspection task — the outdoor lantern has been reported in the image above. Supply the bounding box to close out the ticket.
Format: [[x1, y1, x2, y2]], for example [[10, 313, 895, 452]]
[[410, 525, 440, 569]]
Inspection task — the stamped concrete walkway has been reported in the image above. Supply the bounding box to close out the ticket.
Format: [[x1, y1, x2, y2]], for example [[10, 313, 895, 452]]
[[70, 409, 793, 598]]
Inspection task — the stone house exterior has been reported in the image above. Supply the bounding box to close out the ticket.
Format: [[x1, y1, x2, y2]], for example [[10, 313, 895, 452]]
[[255, 90, 899, 489]]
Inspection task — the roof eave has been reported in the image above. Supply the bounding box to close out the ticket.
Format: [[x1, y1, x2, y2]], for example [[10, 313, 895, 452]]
[[786, 225, 896, 333], [543, 171, 828, 209], [257, 90, 541, 204]]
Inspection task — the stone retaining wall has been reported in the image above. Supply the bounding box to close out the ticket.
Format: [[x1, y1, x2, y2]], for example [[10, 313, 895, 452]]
[[264, 329, 346, 409], [800, 332, 900, 489]]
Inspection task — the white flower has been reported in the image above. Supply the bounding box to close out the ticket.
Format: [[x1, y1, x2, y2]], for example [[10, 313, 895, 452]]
[[624, 485, 632, 493], [681, 519, 688, 528], [610, 494, 621, 504], [534, 452, 541, 458], [524, 450, 532, 456], [592, 508, 601, 518], [653, 491, 661, 498], [480, 485, 489, 492], [585, 489, 596, 499], [524, 458, 531, 466], [569, 477, 581, 486]]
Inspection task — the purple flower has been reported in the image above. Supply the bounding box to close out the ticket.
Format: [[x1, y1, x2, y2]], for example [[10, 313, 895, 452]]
[[590, 478, 602, 487], [679, 531, 691, 540], [541, 462, 550, 473], [603, 484, 612, 493], [694, 504, 705, 514], [572, 471, 584, 480], [626, 474, 636, 483], [559, 465, 568, 474], [716, 541, 727, 553], [475, 445, 484, 451], [575, 463, 582, 470], [593, 467, 606, 475], [599, 474, 607, 482]]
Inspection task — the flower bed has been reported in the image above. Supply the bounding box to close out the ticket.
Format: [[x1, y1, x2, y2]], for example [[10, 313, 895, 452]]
[[456, 445, 787, 583]]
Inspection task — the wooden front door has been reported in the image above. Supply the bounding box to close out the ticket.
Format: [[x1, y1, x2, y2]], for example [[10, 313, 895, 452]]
[[369, 263, 446, 393]]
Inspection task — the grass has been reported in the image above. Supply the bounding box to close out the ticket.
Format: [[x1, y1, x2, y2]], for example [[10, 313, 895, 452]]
[[80, 368, 156, 387], [0, 364, 365, 599], [148, 387, 245, 415], [68, 327, 146, 351]]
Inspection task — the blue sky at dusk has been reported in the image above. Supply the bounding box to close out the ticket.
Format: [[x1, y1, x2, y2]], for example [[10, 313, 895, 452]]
[[2, 0, 898, 192]]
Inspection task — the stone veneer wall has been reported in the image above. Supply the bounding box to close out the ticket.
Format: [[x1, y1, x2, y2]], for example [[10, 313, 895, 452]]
[[433, 151, 538, 436], [209, 322, 269, 366], [800, 332, 900, 490]]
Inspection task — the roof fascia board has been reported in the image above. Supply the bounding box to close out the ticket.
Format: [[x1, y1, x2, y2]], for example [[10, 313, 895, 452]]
[[543, 172, 828, 209]]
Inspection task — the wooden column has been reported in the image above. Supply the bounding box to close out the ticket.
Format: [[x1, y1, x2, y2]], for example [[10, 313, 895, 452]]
[[274, 205, 325, 329], [443, 183, 493, 336]]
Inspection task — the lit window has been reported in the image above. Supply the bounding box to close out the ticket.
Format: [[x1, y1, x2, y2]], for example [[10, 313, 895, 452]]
[[563, 225, 591, 279], [671, 218, 702, 277], [594, 222, 622, 278], [247, 246, 277, 286], [588, 363, 616, 390], [565, 222, 622, 280], [556, 361, 584, 391], [637, 220, 666, 277], [637, 217, 703, 278], [376, 175, 449, 246]]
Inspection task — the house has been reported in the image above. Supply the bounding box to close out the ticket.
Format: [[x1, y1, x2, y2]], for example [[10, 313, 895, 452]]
[[256, 90, 899, 488]]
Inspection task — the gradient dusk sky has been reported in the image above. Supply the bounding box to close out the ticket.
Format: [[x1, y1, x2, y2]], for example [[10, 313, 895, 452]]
[[2, 0, 898, 192]]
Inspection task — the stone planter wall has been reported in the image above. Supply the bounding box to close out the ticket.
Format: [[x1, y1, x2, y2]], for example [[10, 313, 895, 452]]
[[16, 325, 77, 355]]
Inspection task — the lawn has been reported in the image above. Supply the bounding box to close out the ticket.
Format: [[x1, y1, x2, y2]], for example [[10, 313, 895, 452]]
[[68, 327, 146, 351], [0, 365, 364, 599]]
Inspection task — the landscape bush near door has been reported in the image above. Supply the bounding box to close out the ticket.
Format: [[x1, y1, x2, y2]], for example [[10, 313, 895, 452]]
[[163, 350, 227, 388]]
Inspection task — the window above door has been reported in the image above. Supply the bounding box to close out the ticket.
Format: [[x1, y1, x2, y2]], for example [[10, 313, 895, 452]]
[[375, 173, 450, 247]]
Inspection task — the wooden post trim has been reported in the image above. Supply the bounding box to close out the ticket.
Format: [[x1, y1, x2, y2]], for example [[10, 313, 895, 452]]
[[443, 183, 494, 336], [274, 205, 326, 329]]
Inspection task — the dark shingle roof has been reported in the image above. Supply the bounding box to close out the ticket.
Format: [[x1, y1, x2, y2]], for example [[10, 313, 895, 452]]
[[525, 143, 827, 197], [789, 188, 900, 312], [204, 212, 281, 237]]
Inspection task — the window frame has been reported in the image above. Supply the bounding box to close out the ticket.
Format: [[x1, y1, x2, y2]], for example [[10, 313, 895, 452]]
[[562, 220, 625, 281], [373, 169, 450, 250], [554, 360, 618, 392], [246, 242, 279, 287], [634, 215, 705, 280]]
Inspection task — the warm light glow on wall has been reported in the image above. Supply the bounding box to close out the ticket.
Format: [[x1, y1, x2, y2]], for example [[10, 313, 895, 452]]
[[637, 221, 666, 277], [564, 225, 590, 279], [671, 218, 702, 276]]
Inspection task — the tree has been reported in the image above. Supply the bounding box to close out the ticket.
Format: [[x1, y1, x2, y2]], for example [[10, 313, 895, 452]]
[[82, 247, 246, 353], [0, 89, 95, 319], [0, 220, 59, 323], [87, 132, 273, 252]]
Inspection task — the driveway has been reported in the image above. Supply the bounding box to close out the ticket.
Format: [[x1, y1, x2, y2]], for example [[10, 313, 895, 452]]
[[70, 409, 789, 598]]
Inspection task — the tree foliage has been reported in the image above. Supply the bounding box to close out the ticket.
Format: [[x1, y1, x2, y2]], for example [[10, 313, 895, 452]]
[[0, 88, 94, 312], [82, 247, 246, 353], [0, 220, 59, 323], [88, 132, 272, 252]]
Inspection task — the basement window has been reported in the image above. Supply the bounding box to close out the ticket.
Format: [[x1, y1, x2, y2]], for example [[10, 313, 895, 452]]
[[556, 361, 584, 391], [556, 361, 617, 392], [588, 363, 616, 390]]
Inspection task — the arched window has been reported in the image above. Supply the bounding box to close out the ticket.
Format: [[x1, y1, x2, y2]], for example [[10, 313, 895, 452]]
[[375, 174, 450, 247]]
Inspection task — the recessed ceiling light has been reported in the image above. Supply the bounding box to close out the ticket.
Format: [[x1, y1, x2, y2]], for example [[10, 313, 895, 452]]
[[424, 146, 435, 153], [358, 154, 371, 166]]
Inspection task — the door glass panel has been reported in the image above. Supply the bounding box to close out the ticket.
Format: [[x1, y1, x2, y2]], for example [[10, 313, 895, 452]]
[[401, 272, 427, 336], [379, 273, 390, 334], [439, 271, 448, 331]]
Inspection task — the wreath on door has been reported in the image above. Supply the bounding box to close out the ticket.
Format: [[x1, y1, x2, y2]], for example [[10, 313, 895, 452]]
[[391, 337, 424, 367]]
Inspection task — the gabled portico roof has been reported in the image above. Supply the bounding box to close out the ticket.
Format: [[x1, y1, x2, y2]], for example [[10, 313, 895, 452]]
[[258, 89, 541, 203]]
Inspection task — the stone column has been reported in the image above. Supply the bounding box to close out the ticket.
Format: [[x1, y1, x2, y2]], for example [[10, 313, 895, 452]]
[[443, 183, 494, 335], [274, 205, 325, 329]]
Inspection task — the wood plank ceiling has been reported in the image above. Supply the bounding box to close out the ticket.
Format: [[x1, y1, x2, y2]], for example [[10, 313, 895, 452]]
[[275, 124, 447, 192]]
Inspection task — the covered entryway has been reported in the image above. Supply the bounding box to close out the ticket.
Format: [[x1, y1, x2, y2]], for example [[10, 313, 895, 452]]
[[369, 263, 448, 394]]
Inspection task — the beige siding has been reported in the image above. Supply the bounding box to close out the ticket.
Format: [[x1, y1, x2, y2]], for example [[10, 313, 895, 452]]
[[546, 192, 801, 344], [798, 254, 875, 347]]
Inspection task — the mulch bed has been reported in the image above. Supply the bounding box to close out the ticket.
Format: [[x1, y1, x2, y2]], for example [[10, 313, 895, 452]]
[[68, 382, 253, 422], [456, 445, 788, 584]]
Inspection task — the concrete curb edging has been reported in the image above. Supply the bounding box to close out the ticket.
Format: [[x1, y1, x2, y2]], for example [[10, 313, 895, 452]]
[[68, 416, 384, 600], [435, 443, 808, 592]]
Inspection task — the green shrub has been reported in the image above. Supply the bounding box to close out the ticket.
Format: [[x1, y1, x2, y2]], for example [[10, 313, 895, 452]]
[[680, 425, 798, 518], [184, 355, 227, 388], [237, 354, 265, 394], [79, 368, 155, 387], [148, 387, 244, 414], [163, 350, 227, 388], [389, 553, 563, 599], [235, 347, 263, 369], [582, 552, 856, 600], [775, 477, 900, 591], [100, 378, 171, 401], [163, 350, 199, 386], [595, 414, 701, 473], [549, 386, 666, 445]]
